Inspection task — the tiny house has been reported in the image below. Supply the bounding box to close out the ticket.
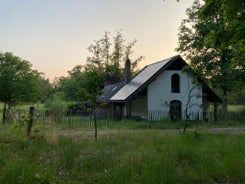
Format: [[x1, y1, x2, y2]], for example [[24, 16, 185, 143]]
[[102, 55, 222, 121]]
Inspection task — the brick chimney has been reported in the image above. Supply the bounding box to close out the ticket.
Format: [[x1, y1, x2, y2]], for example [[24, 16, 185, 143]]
[[124, 58, 131, 84]]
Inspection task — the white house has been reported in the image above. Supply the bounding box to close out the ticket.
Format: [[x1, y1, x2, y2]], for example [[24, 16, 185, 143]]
[[103, 55, 222, 121]]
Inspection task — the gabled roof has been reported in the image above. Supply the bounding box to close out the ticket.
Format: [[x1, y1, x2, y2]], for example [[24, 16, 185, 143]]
[[110, 55, 182, 102], [202, 82, 222, 103], [109, 55, 223, 103]]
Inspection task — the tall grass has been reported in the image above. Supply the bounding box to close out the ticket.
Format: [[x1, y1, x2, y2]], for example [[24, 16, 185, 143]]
[[0, 124, 244, 183]]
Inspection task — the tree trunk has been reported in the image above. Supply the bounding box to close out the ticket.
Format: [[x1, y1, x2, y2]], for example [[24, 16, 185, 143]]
[[2, 102, 7, 124], [214, 102, 218, 122], [93, 105, 97, 141], [27, 106, 34, 138], [183, 107, 189, 134], [222, 89, 228, 113], [183, 120, 188, 134]]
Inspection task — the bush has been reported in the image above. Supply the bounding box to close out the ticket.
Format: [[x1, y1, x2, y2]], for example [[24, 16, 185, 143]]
[[45, 92, 67, 122]]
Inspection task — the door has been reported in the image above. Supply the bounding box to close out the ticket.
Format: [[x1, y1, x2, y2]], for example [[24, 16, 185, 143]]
[[170, 100, 182, 121]]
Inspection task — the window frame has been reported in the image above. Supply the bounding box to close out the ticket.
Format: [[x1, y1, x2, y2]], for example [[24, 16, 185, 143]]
[[171, 73, 180, 93]]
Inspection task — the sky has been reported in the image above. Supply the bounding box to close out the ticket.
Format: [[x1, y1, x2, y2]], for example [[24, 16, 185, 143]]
[[0, 0, 194, 81]]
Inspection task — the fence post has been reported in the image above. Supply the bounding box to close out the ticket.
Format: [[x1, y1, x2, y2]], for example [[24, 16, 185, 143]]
[[27, 106, 34, 138], [214, 102, 218, 122]]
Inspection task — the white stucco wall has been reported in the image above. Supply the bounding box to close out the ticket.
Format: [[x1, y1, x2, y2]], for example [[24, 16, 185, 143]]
[[147, 70, 203, 120]]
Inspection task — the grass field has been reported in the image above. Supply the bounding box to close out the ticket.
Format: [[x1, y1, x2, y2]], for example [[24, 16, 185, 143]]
[[0, 123, 244, 184], [0, 103, 244, 183]]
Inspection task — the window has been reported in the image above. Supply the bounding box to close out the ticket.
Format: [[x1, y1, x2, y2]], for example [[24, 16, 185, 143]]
[[171, 74, 180, 93]]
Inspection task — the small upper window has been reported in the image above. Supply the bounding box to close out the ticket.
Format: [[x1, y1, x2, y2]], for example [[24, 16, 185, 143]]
[[171, 74, 180, 93]]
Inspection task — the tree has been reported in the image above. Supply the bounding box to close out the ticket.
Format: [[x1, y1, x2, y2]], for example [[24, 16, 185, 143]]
[[55, 69, 105, 140], [176, 0, 245, 112], [56, 31, 143, 104], [39, 74, 53, 103], [82, 71, 105, 141], [85, 31, 143, 84], [55, 65, 85, 101], [199, 0, 245, 64], [183, 85, 201, 133], [0, 52, 41, 123], [199, 0, 245, 92]]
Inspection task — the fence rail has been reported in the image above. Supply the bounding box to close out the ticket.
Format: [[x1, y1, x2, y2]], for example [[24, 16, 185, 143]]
[[5, 108, 117, 128], [4, 108, 245, 127]]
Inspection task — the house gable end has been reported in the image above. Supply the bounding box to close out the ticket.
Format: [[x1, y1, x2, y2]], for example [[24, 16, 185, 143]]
[[109, 55, 182, 102], [109, 55, 222, 104], [166, 57, 187, 70]]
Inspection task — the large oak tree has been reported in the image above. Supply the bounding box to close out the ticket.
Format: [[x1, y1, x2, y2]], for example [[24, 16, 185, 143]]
[[176, 0, 245, 111], [0, 52, 42, 123]]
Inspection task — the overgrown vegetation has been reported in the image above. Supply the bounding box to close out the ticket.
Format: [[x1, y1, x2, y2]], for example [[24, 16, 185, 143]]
[[0, 123, 244, 183]]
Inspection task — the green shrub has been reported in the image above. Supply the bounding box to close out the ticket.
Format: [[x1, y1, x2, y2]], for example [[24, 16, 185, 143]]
[[44, 92, 67, 122]]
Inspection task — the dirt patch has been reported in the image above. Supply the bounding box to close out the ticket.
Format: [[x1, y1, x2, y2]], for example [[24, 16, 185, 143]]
[[203, 127, 245, 135], [56, 129, 122, 139], [52, 129, 177, 140], [51, 127, 245, 140]]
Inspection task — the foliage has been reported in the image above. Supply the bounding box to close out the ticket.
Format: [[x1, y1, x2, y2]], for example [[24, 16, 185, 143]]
[[0, 52, 42, 123], [55, 31, 143, 102], [54, 65, 85, 101], [54, 70, 106, 135], [44, 92, 67, 122], [39, 75, 53, 103], [81, 71, 105, 141], [85, 31, 143, 84], [176, 0, 245, 111], [0, 52, 42, 105], [199, 0, 245, 65], [82, 71, 105, 104]]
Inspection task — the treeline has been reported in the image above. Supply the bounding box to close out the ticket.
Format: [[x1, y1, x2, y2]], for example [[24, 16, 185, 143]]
[[0, 52, 44, 123], [54, 31, 143, 102], [0, 31, 143, 123]]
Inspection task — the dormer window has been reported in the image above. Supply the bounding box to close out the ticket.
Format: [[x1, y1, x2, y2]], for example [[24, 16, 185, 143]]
[[171, 74, 180, 93]]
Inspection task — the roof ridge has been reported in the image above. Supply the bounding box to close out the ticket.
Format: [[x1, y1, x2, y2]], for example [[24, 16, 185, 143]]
[[130, 55, 179, 80], [145, 55, 180, 67], [110, 55, 180, 102]]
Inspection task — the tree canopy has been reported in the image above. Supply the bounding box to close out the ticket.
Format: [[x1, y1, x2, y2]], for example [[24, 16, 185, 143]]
[[56, 31, 143, 102], [0, 52, 42, 123], [85, 31, 143, 84], [176, 0, 245, 110]]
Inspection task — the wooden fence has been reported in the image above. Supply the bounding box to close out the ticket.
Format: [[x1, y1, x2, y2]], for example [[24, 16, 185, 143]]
[[5, 108, 245, 127], [5, 108, 117, 128]]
